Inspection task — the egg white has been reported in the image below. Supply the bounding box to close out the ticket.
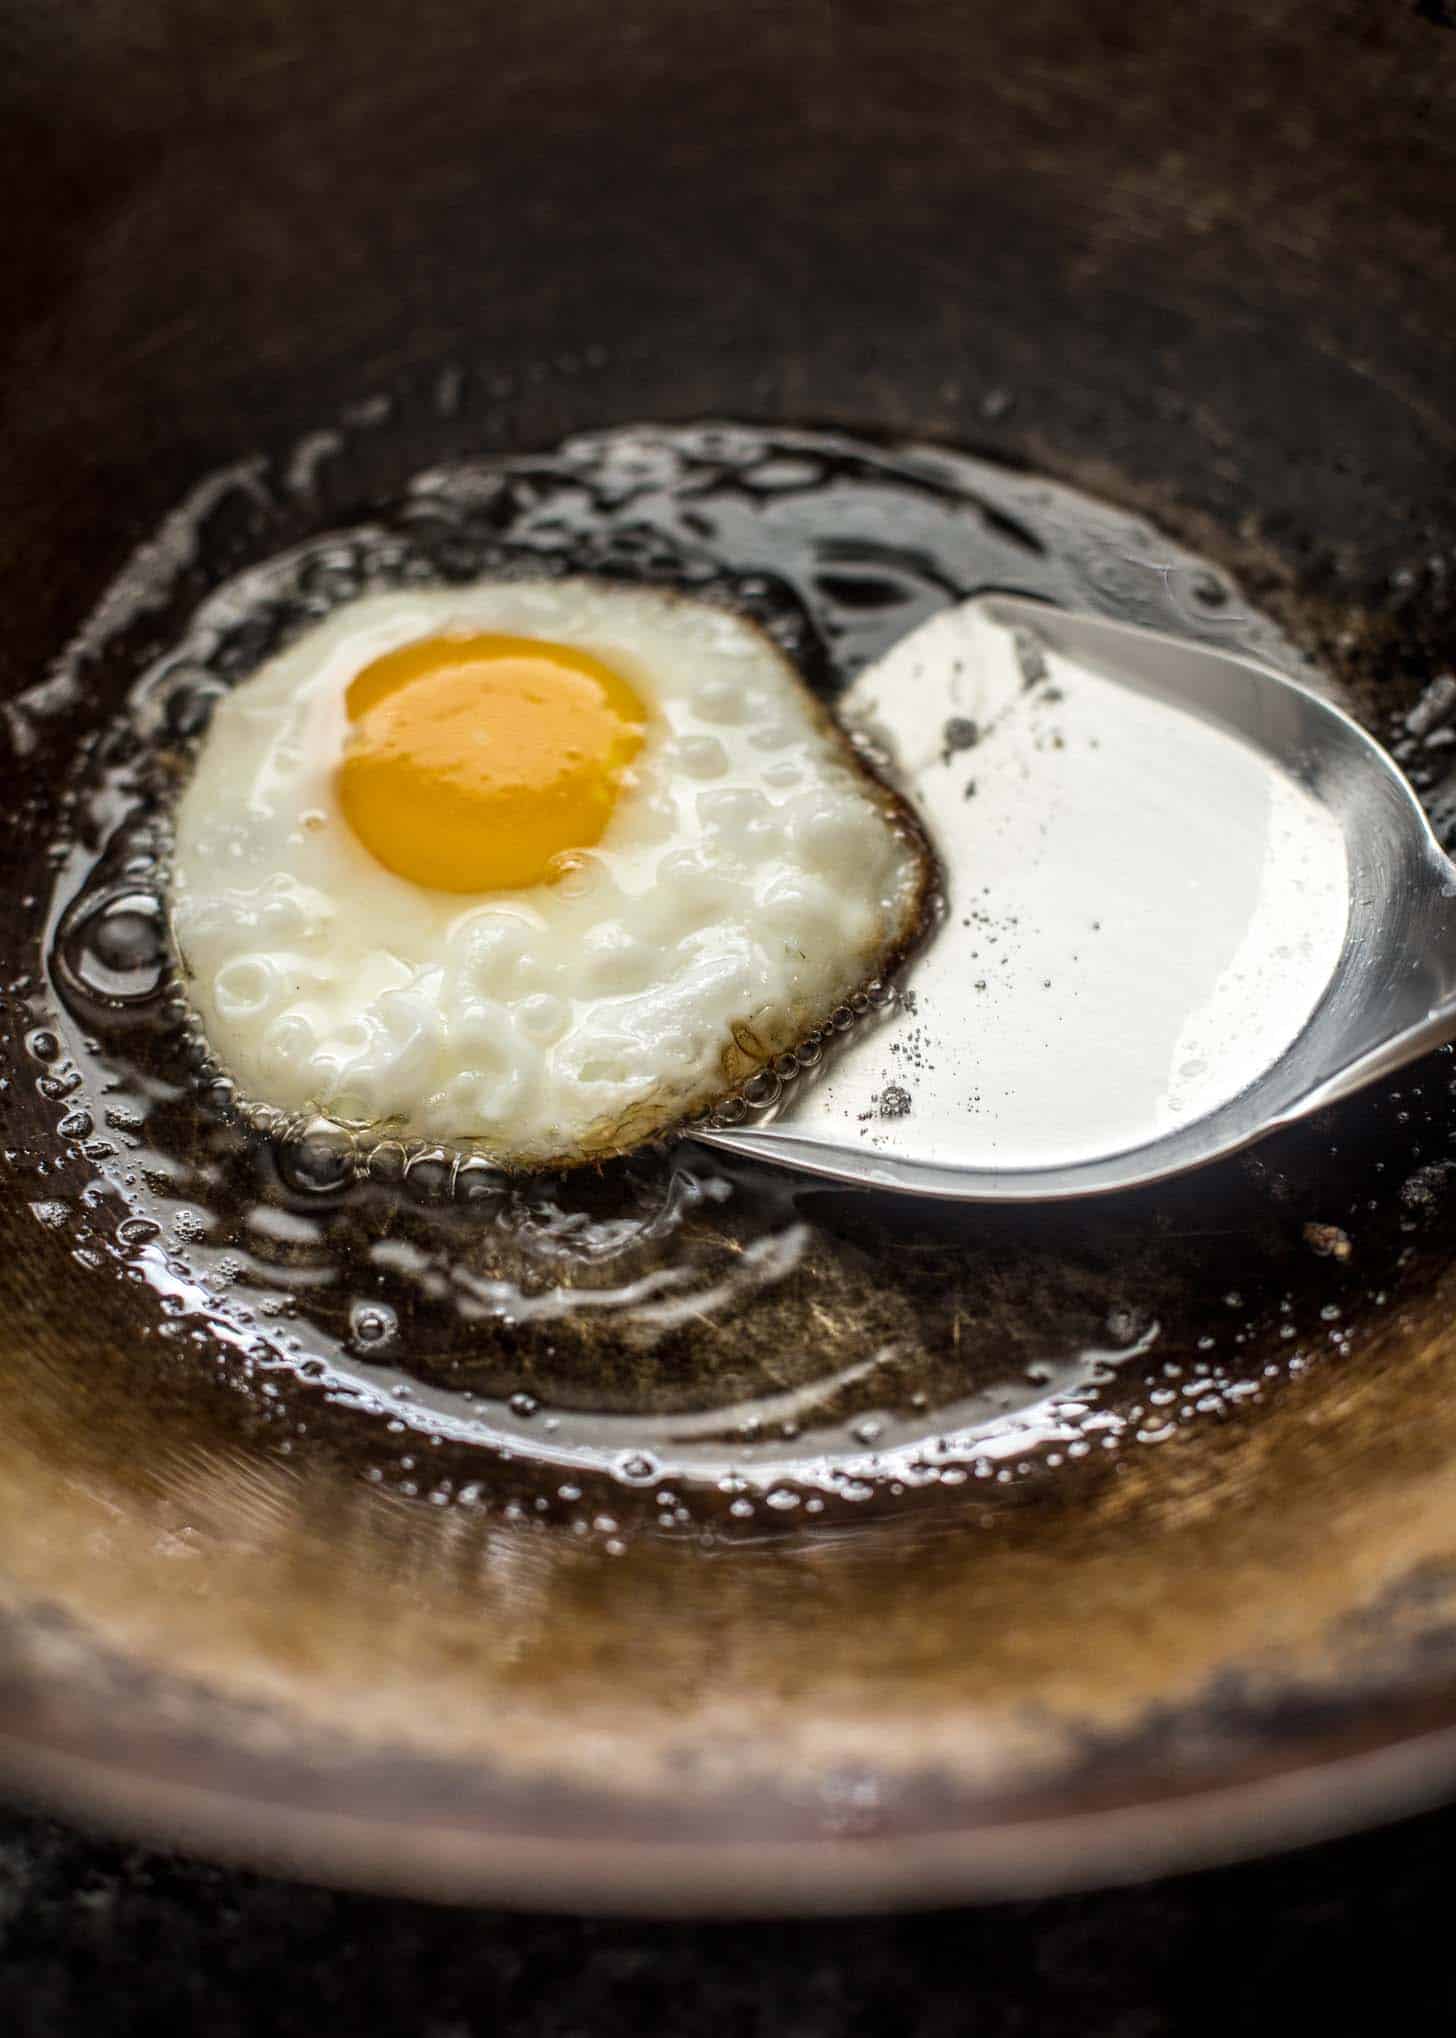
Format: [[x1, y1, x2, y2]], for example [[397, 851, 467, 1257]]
[[169, 577, 931, 1166]]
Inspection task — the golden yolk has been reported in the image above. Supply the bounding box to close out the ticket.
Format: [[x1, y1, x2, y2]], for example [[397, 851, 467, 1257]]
[[336, 632, 647, 892]]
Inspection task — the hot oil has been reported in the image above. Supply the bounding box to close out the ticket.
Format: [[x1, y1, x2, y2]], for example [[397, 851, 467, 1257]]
[[10, 412, 1453, 1535]]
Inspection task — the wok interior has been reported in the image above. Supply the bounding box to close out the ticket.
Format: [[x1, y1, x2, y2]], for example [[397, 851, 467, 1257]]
[[2, 0, 1456, 1902]]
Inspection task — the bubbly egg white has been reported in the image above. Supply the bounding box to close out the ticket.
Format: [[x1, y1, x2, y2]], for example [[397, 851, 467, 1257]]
[[169, 578, 928, 1165]]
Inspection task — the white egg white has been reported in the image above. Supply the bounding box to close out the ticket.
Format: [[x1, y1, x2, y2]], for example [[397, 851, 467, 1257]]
[[169, 577, 932, 1166]]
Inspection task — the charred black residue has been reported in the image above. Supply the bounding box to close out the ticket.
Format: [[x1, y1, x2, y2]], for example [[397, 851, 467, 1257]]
[[940, 716, 979, 764]]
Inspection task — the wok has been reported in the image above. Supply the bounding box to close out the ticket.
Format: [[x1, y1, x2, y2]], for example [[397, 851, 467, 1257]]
[[2, 0, 1456, 1911]]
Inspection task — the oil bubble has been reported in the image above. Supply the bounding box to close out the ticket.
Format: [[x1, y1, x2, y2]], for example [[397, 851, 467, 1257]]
[[278, 1124, 357, 1195], [57, 889, 170, 1012], [349, 1301, 398, 1347], [403, 1149, 455, 1203]]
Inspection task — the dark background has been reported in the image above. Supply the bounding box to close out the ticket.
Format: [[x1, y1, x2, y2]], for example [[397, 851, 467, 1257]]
[[1, 1800, 1452, 2035]]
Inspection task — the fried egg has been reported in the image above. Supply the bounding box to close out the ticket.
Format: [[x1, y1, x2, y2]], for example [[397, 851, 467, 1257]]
[[169, 577, 932, 1167]]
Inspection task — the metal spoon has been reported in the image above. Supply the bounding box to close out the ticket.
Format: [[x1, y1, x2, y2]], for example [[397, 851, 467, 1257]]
[[693, 594, 1456, 1201]]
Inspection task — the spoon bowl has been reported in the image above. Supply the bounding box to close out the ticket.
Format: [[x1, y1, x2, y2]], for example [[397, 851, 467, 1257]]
[[697, 597, 1456, 1201]]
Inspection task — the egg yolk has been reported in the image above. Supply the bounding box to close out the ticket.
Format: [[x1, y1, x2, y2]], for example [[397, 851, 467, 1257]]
[[336, 633, 647, 892]]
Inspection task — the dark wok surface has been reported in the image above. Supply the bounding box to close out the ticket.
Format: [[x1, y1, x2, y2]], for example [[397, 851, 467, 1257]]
[[6, 0, 1454, 625], [3, 0, 1456, 1910]]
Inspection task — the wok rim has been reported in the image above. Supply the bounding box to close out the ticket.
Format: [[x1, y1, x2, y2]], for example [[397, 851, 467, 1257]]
[[5, 1681, 1456, 1912]]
